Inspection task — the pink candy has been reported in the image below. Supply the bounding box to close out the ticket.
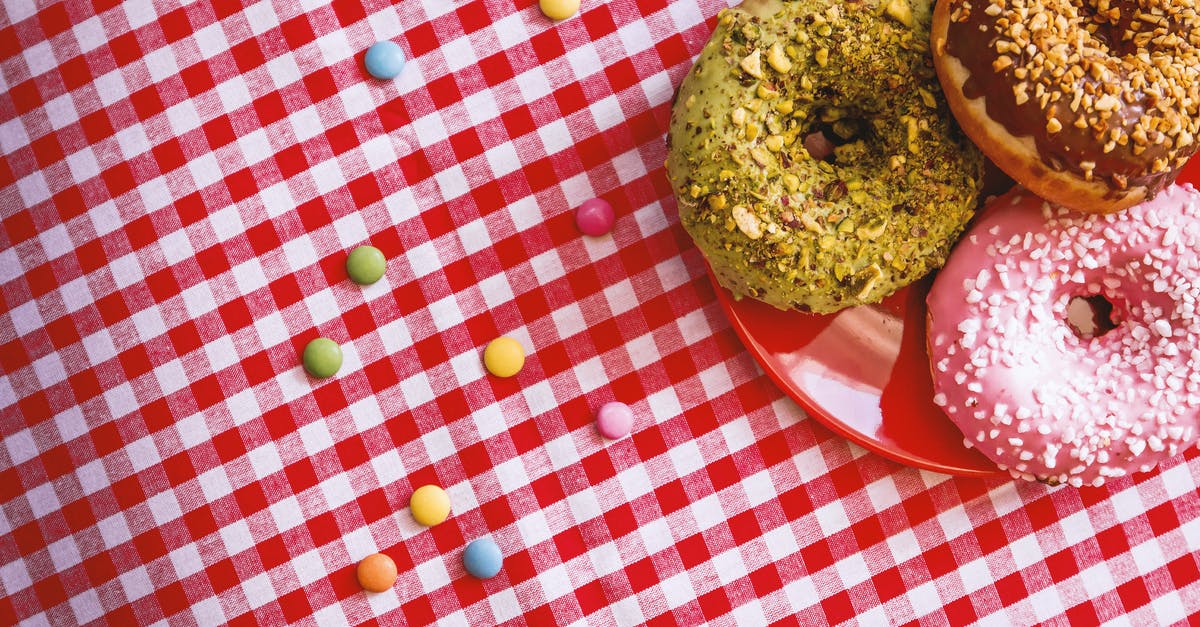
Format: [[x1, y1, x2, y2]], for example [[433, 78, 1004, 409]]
[[575, 198, 614, 236], [595, 401, 634, 439]]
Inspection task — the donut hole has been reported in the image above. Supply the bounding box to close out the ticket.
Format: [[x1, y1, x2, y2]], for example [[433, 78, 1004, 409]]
[[1066, 294, 1118, 339], [803, 109, 870, 163]]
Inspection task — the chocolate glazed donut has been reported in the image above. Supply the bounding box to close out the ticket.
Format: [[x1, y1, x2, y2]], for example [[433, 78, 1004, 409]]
[[932, 0, 1200, 214]]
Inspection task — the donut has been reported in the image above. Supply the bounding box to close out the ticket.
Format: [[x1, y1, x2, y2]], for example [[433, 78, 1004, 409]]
[[931, 0, 1200, 214], [927, 185, 1200, 486], [666, 0, 983, 313]]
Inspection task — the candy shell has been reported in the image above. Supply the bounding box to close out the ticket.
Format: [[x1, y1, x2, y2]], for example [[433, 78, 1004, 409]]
[[463, 538, 503, 579], [596, 401, 634, 439], [575, 198, 615, 236], [303, 338, 343, 378], [539, 0, 580, 20], [410, 485, 451, 527], [346, 245, 387, 285], [356, 553, 397, 592], [483, 337, 525, 378], [364, 41, 406, 80]]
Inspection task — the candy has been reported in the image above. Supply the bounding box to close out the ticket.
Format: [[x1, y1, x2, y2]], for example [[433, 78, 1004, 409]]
[[462, 538, 503, 579], [596, 401, 634, 439], [356, 553, 397, 592], [483, 337, 525, 378], [539, 0, 580, 21], [575, 198, 614, 236], [346, 245, 387, 285], [409, 485, 451, 526], [364, 41, 406, 80], [303, 338, 343, 378]]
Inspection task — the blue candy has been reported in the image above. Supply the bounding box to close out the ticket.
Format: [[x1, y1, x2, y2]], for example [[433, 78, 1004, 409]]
[[364, 41, 405, 80], [462, 538, 503, 579]]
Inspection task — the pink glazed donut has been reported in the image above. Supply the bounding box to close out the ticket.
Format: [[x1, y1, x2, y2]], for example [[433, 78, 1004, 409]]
[[927, 184, 1200, 487]]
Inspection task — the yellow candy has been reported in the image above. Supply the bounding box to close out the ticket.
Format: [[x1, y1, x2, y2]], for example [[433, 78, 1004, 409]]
[[410, 484, 451, 527], [539, 0, 580, 21], [484, 337, 525, 378]]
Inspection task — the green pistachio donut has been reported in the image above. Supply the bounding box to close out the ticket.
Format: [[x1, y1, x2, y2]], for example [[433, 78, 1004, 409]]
[[666, 0, 983, 313]]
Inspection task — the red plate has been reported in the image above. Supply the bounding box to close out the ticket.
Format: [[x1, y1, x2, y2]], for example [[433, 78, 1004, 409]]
[[713, 160, 1200, 478]]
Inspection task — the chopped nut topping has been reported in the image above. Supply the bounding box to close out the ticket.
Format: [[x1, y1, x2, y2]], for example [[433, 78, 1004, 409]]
[[740, 49, 764, 79], [885, 0, 913, 27], [731, 205, 763, 239], [766, 42, 792, 73]]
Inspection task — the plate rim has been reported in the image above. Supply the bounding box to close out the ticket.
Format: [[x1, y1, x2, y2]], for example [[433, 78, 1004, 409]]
[[710, 271, 1008, 479]]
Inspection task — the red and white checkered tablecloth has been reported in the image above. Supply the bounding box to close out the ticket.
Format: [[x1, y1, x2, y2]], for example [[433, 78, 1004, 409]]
[[1, 0, 1198, 624]]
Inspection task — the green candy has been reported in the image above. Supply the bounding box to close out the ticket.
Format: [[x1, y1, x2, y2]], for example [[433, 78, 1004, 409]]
[[303, 338, 343, 378], [346, 245, 386, 285]]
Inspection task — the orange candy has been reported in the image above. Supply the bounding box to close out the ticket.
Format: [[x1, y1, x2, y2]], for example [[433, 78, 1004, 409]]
[[356, 553, 397, 592]]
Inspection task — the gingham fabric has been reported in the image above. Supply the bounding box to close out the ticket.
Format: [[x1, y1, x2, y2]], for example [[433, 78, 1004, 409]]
[[1, 0, 1198, 624]]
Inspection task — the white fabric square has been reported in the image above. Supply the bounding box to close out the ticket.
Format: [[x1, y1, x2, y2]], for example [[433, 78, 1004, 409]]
[[188, 152, 223, 190], [536, 118, 572, 156], [441, 36, 476, 73], [400, 372, 436, 410], [411, 111, 451, 148], [5, 429, 39, 466], [197, 466, 234, 503], [103, 382, 138, 419], [433, 164, 469, 202], [32, 352, 67, 388], [47, 535, 83, 571], [168, 542, 204, 579], [65, 147, 102, 183], [10, 300, 43, 338], [814, 500, 851, 538], [4, 0, 36, 24], [97, 512, 133, 549], [0, 247, 21, 285], [131, 306, 168, 343], [515, 67, 553, 104], [484, 141, 522, 178], [414, 552, 451, 590], [247, 443, 284, 480], [72, 16, 108, 53], [93, 70, 128, 107], [190, 597, 226, 625], [265, 54, 303, 90], [143, 46, 180, 83], [146, 489, 184, 526], [115, 124, 151, 160], [462, 90, 501, 126], [17, 171, 51, 207], [218, 519, 255, 556], [123, 1, 159, 29], [22, 40, 56, 79], [319, 473, 354, 510], [529, 249, 566, 286], [107, 253, 143, 290], [0, 118, 30, 156], [166, 99, 204, 136], [75, 460, 110, 496], [241, 573, 275, 609], [360, 134, 398, 171], [287, 549, 326, 590], [68, 589, 103, 624], [193, 22, 229, 59], [125, 436, 162, 474], [297, 420, 335, 454]]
